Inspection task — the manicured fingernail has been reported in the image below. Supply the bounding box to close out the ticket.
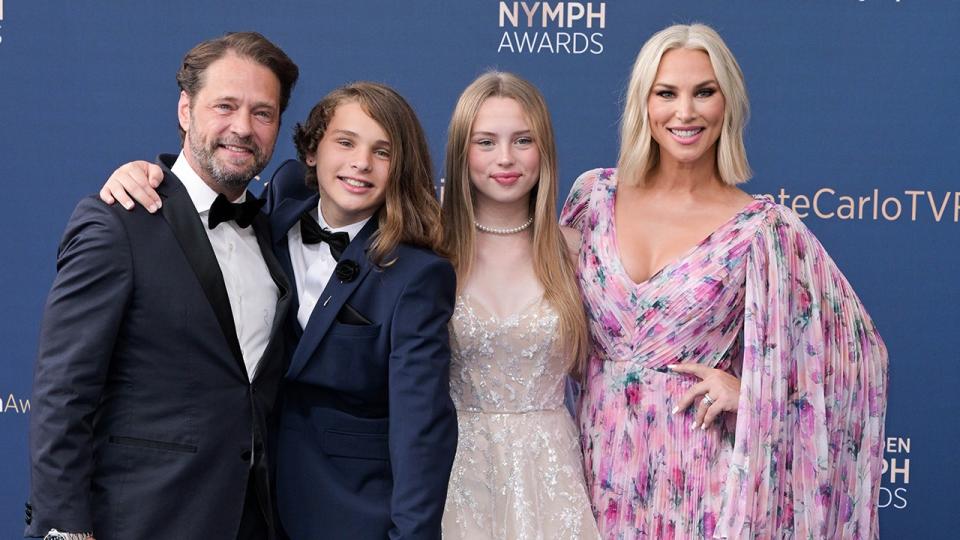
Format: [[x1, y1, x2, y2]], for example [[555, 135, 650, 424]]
[[123, 201, 133, 210], [671, 406, 679, 415], [667, 365, 677, 370], [701, 424, 707, 431], [156, 200, 162, 208], [148, 204, 158, 213], [691, 422, 698, 431]]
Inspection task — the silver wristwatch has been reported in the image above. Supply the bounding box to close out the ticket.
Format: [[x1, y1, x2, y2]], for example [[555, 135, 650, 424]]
[[44, 529, 92, 540]]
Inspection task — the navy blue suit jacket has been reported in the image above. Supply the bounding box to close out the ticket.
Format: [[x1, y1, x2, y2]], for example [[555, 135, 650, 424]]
[[266, 160, 458, 540], [27, 155, 291, 539]]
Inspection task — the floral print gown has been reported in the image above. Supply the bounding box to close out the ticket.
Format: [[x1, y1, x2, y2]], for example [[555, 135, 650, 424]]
[[560, 169, 888, 539]]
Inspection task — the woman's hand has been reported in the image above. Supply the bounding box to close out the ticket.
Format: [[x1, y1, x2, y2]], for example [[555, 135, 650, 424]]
[[669, 363, 740, 430], [98, 160, 164, 212]]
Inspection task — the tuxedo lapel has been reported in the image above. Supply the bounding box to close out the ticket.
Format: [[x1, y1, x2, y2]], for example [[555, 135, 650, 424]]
[[270, 195, 319, 324], [285, 216, 379, 381], [250, 210, 291, 381], [156, 156, 244, 367], [279, 230, 305, 344]]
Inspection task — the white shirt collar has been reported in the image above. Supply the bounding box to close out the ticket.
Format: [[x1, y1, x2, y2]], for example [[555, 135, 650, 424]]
[[171, 151, 247, 214], [315, 203, 370, 242]]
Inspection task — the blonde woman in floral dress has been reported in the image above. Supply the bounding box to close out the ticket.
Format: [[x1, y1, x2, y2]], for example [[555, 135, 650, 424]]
[[561, 24, 888, 539]]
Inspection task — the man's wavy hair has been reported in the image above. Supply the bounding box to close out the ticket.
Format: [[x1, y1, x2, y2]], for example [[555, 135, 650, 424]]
[[176, 31, 299, 142]]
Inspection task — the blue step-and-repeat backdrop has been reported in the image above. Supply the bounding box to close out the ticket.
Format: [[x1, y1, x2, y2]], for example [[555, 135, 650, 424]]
[[1, 1, 957, 537]]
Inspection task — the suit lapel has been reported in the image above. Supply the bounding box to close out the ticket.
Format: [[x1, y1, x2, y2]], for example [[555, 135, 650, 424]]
[[278, 227, 305, 344], [270, 195, 319, 325], [285, 216, 379, 380], [156, 155, 245, 368], [249, 210, 292, 381]]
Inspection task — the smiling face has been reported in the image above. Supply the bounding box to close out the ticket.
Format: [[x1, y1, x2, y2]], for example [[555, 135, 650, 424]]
[[467, 97, 541, 212], [308, 101, 391, 228], [647, 48, 726, 170], [179, 52, 280, 195]]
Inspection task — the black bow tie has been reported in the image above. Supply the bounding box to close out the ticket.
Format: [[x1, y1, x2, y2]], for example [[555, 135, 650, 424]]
[[300, 211, 350, 261], [208, 193, 264, 229]]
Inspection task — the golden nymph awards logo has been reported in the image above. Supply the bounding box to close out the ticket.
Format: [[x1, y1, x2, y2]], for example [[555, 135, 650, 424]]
[[498, 1, 606, 55]]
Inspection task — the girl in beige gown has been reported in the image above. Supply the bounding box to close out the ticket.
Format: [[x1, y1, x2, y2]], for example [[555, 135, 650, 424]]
[[439, 72, 600, 540]]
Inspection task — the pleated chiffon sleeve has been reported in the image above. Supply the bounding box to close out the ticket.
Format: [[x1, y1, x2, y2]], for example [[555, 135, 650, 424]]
[[560, 168, 605, 231], [717, 206, 888, 539]]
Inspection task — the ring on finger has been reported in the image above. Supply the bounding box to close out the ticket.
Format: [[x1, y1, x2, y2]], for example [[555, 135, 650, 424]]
[[702, 393, 715, 406]]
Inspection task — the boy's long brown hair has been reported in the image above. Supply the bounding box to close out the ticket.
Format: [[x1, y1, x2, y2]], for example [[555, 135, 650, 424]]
[[294, 82, 444, 265]]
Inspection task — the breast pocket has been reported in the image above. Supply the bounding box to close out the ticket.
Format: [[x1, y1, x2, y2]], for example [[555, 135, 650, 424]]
[[327, 322, 382, 338]]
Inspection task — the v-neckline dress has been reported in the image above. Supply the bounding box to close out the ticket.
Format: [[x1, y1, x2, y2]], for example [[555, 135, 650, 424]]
[[561, 168, 888, 539]]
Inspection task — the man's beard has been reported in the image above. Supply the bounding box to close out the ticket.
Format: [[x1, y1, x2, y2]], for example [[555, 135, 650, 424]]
[[188, 122, 270, 190]]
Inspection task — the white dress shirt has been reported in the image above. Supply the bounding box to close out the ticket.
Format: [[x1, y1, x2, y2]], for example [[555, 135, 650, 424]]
[[288, 206, 369, 329], [172, 152, 277, 380]]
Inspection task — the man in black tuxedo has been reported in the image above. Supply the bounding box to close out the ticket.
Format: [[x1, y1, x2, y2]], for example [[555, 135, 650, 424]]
[[26, 32, 299, 540]]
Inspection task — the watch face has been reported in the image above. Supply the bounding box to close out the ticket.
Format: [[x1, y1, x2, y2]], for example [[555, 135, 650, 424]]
[[44, 531, 85, 540]]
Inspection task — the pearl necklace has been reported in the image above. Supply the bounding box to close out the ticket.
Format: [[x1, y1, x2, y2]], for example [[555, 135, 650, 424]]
[[474, 216, 534, 235]]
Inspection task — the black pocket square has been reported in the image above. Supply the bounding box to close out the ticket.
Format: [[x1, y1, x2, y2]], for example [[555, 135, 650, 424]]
[[337, 303, 372, 325]]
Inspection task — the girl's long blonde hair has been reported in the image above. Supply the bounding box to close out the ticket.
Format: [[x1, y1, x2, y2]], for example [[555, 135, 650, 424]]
[[442, 71, 588, 376]]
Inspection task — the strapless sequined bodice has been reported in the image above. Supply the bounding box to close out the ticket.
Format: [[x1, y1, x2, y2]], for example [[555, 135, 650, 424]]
[[449, 295, 566, 413]]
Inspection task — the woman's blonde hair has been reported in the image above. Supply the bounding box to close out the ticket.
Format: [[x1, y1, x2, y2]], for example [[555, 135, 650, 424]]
[[441, 71, 588, 375], [294, 82, 444, 265], [618, 23, 751, 186]]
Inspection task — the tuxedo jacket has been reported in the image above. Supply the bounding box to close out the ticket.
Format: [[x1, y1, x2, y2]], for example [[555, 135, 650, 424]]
[[26, 154, 291, 540], [266, 160, 458, 540]]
